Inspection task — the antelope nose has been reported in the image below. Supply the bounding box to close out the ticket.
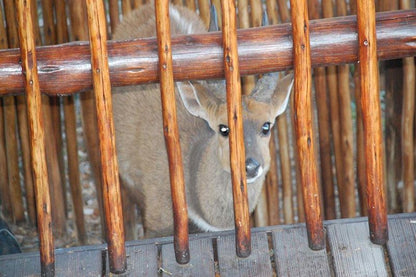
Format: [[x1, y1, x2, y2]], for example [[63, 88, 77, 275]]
[[246, 158, 260, 179]]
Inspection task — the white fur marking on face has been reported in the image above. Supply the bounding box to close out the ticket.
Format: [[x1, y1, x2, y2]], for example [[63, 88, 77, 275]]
[[246, 166, 264, 184], [188, 208, 230, 232]]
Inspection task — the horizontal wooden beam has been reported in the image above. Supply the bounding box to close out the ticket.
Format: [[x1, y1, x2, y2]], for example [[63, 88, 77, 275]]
[[0, 9, 415, 96]]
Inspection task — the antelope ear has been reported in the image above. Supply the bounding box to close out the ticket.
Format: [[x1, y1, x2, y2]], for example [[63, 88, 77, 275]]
[[271, 73, 294, 117], [250, 72, 294, 118], [176, 81, 219, 121]]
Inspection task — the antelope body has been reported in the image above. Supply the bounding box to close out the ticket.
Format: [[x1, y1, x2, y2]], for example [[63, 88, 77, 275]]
[[112, 4, 293, 237]]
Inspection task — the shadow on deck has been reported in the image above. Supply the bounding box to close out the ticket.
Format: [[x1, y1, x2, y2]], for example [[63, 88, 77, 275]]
[[1, 213, 415, 276]]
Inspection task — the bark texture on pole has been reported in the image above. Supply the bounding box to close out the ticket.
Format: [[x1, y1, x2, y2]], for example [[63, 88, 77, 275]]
[[357, 0, 388, 245], [15, 0, 55, 275], [0, 10, 414, 96], [154, 0, 190, 264], [290, 0, 325, 250], [85, 0, 126, 273], [221, 0, 251, 258]]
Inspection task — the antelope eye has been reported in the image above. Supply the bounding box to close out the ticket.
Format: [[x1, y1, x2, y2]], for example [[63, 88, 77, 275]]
[[261, 122, 271, 135], [219, 124, 230, 137]]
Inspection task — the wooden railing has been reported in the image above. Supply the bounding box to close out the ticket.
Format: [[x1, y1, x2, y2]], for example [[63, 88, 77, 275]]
[[2, 0, 414, 275]]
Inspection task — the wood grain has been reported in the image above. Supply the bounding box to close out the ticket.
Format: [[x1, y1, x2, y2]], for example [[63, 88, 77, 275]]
[[400, 0, 415, 213], [265, 128, 280, 225], [56, 0, 86, 243], [2, 0, 25, 224], [154, 0, 189, 264], [0, 10, 414, 96], [273, 226, 331, 276], [221, 0, 251, 258], [337, 0, 356, 219], [386, 217, 416, 276], [67, 0, 106, 241], [309, 0, 336, 220], [122, 243, 158, 276], [357, 0, 388, 245], [162, 238, 215, 276], [85, 0, 126, 273], [216, 232, 273, 276], [16, 0, 55, 275], [290, 0, 324, 250], [327, 221, 388, 276]]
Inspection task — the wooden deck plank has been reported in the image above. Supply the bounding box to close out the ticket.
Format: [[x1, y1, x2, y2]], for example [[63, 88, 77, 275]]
[[0, 252, 40, 277], [272, 226, 331, 276], [55, 249, 103, 276], [0, 248, 103, 277], [216, 231, 273, 277], [327, 221, 388, 277], [2, 213, 416, 276], [161, 237, 215, 276], [387, 216, 416, 276], [118, 243, 159, 276]]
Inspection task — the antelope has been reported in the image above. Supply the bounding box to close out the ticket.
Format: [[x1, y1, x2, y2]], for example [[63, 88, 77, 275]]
[[112, 4, 294, 237]]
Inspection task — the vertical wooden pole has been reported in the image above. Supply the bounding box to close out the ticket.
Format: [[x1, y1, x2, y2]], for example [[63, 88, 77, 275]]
[[39, 0, 67, 237], [198, 0, 210, 27], [0, 100, 10, 219], [263, 0, 282, 226], [185, 0, 196, 11], [3, 96, 25, 223], [119, 0, 139, 242], [277, 0, 305, 223], [68, 0, 106, 240], [263, 0, 294, 224], [55, 0, 87, 243], [85, 0, 126, 273], [357, 0, 388, 245], [336, 0, 356, 218], [381, 0, 401, 213], [350, 0, 368, 217], [3, 0, 36, 225], [290, 0, 324, 250], [266, 128, 281, 225], [2, 0, 25, 224], [154, 0, 190, 264], [16, 0, 55, 275], [63, 95, 88, 244], [121, 0, 132, 16], [308, 0, 336, 220], [0, 6, 11, 219], [250, 0, 267, 227], [221, 0, 251, 257], [322, 0, 344, 218], [109, 0, 120, 34], [238, 0, 255, 96], [400, 0, 415, 213]]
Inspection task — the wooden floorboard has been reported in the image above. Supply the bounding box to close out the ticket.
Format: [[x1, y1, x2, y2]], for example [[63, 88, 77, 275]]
[[160, 237, 215, 276], [386, 216, 416, 276], [1, 213, 415, 276], [216, 232, 273, 277], [272, 226, 331, 276], [0, 248, 103, 277], [119, 243, 159, 276], [327, 221, 389, 277]]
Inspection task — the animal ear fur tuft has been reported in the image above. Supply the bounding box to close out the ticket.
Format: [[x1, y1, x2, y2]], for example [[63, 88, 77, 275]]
[[271, 73, 294, 117], [250, 72, 294, 118], [176, 81, 219, 121]]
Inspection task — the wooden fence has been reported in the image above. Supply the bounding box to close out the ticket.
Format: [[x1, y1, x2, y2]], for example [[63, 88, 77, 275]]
[[0, 0, 415, 275]]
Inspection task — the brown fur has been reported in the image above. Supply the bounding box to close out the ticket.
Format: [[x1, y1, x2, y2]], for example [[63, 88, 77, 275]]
[[112, 4, 294, 237]]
